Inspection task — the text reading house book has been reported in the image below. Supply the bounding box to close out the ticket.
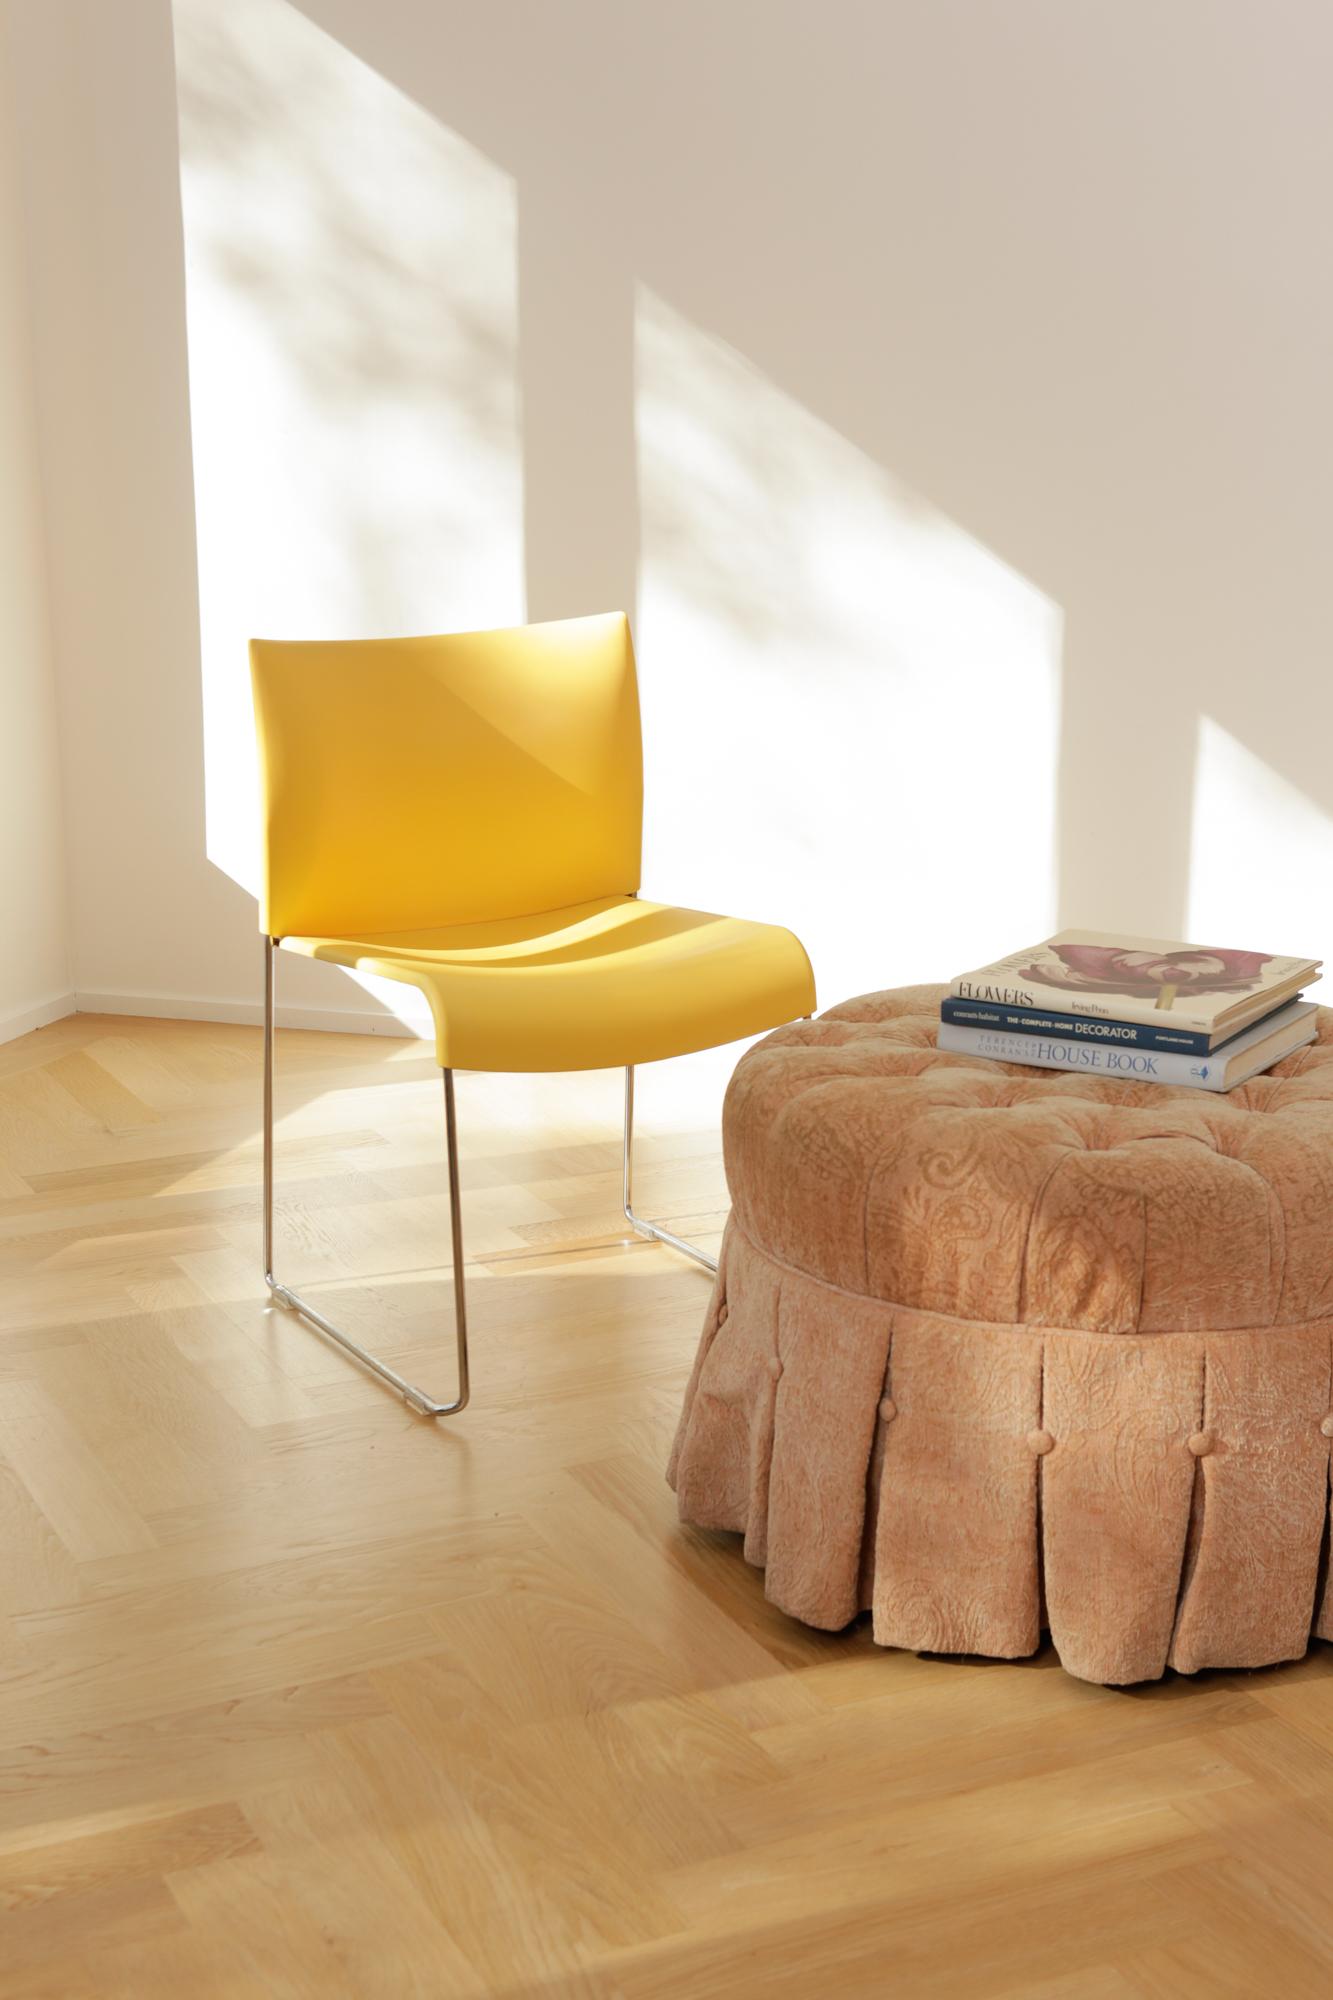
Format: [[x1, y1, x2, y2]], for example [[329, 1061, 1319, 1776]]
[[941, 931, 1322, 1091]]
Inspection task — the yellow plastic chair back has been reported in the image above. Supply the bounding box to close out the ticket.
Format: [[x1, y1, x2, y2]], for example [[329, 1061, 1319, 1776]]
[[250, 612, 642, 939]]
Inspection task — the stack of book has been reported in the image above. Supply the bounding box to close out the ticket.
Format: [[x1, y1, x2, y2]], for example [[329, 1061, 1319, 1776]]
[[941, 930, 1322, 1092]]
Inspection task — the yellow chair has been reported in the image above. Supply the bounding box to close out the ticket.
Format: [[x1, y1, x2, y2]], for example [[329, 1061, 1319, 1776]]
[[251, 612, 815, 1417]]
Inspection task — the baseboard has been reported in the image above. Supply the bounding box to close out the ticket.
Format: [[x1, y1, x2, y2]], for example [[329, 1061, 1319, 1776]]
[[0, 991, 78, 1048], [72, 988, 428, 1038]]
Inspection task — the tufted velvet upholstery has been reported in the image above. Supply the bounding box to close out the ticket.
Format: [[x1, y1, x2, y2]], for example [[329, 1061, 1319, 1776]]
[[668, 985, 1333, 1683]]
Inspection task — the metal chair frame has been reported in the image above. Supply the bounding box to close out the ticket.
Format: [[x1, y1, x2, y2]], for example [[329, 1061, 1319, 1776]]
[[261, 937, 719, 1417]]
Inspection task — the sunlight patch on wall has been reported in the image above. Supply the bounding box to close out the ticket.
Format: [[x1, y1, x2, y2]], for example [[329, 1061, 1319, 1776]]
[[173, 0, 522, 1025], [1187, 717, 1332, 962], [635, 290, 1063, 1043]]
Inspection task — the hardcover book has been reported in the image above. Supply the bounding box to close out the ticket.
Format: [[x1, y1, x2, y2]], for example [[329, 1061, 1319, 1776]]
[[938, 1000, 1317, 1092], [937, 994, 1298, 1057], [948, 930, 1321, 1035]]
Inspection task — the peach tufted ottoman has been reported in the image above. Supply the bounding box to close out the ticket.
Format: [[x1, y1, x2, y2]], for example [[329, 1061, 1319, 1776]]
[[668, 984, 1333, 1684]]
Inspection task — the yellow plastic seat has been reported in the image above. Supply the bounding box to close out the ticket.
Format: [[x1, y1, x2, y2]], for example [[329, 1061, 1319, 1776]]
[[283, 895, 813, 1073], [251, 613, 815, 1416]]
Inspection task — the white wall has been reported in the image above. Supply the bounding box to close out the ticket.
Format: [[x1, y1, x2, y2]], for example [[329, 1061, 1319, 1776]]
[[6, 1, 1333, 1063], [5, 0, 384, 1035], [0, 8, 70, 1042]]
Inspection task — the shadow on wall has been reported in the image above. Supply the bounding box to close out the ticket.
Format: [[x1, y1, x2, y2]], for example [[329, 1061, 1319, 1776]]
[[173, 0, 523, 992], [171, 0, 1060, 1081], [634, 288, 1060, 1009], [173, 0, 1333, 1069], [1188, 720, 1333, 955]]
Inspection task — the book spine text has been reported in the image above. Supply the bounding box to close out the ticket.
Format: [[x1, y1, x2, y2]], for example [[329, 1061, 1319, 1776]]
[[937, 1022, 1224, 1089], [939, 997, 1215, 1055], [948, 972, 1219, 1030]]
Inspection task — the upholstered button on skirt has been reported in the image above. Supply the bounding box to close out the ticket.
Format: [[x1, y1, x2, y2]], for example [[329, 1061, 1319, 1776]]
[[667, 984, 1333, 1684]]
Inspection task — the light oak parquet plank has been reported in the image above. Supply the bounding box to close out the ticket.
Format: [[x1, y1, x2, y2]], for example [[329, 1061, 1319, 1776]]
[[0, 1016, 115, 1081], [0, 1800, 257, 1911], [665, 1734, 1246, 1930], [725, 1678, 1265, 1846], [0, 1378, 156, 1561], [504, 1844, 1212, 2000], [1119, 1872, 1333, 1998], [316, 1711, 656, 1989], [504, 1695, 786, 1872], [997, 1973, 1143, 2000], [218, 1775, 487, 1998], [0, 1874, 186, 1980], [42, 1049, 161, 1135], [0, 1675, 392, 1837], [0, 1457, 85, 1614]]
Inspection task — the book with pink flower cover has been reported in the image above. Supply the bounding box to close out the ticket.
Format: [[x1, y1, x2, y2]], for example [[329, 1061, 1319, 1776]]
[[949, 930, 1321, 1035]]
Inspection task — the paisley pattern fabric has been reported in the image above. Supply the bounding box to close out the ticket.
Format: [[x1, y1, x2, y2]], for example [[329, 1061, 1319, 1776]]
[[668, 985, 1333, 1683]]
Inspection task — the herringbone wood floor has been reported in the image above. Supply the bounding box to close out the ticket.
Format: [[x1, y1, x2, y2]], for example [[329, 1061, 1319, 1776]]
[[4, 1012, 1333, 1997]]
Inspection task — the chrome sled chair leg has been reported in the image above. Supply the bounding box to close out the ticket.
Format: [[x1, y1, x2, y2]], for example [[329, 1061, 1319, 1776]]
[[621, 1065, 719, 1274], [262, 937, 469, 1417]]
